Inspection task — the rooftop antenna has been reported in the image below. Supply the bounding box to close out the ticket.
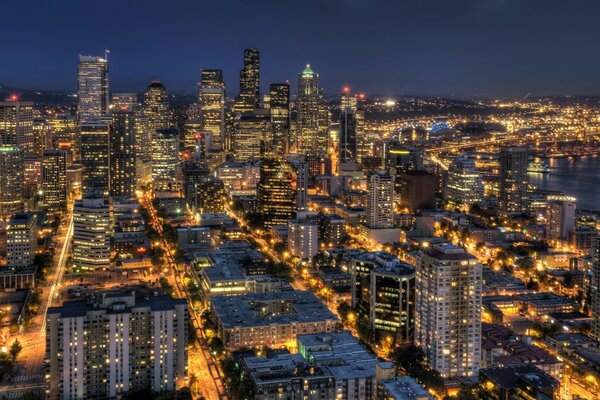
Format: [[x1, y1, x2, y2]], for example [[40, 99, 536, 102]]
[[104, 49, 111, 62]]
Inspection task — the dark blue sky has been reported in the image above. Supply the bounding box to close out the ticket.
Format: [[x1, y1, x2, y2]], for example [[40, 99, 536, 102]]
[[2, 0, 599, 98]]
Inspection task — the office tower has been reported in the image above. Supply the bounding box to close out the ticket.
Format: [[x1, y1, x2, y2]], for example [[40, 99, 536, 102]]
[[144, 81, 169, 134], [444, 155, 484, 206], [151, 128, 180, 183], [33, 119, 52, 158], [77, 55, 109, 119], [546, 195, 576, 242], [290, 158, 308, 209], [591, 238, 600, 340], [80, 120, 110, 196], [269, 83, 290, 154], [234, 49, 260, 113], [297, 65, 327, 155], [48, 115, 79, 161], [367, 171, 394, 229], [66, 165, 83, 200], [350, 252, 415, 341], [231, 110, 270, 162], [42, 150, 68, 212], [498, 146, 528, 213], [135, 114, 153, 186], [339, 89, 360, 163], [320, 215, 346, 247], [287, 219, 318, 260], [195, 178, 226, 214], [110, 109, 137, 197], [384, 142, 423, 193], [72, 194, 111, 271], [0, 98, 34, 157], [46, 290, 188, 400], [256, 153, 297, 227], [0, 146, 24, 220], [198, 69, 226, 150], [111, 92, 138, 109], [6, 212, 41, 270], [182, 161, 209, 207], [414, 243, 482, 378], [396, 171, 437, 212]]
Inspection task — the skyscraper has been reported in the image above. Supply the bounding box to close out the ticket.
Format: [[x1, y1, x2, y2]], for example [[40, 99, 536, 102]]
[[256, 153, 297, 227], [235, 49, 260, 113], [198, 69, 226, 150], [0, 98, 34, 158], [46, 290, 188, 399], [498, 146, 529, 213], [72, 194, 111, 271], [444, 155, 484, 206], [367, 171, 394, 229], [144, 81, 169, 134], [151, 128, 180, 184], [269, 83, 290, 154], [77, 55, 109, 119], [109, 109, 137, 197], [546, 195, 576, 242], [297, 65, 326, 156], [6, 212, 41, 270], [231, 111, 270, 162], [339, 89, 358, 163], [80, 120, 110, 196], [414, 243, 482, 378], [42, 150, 68, 212], [0, 145, 24, 220]]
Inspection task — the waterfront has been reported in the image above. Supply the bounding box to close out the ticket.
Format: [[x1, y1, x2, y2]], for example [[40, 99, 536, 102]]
[[529, 154, 600, 211]]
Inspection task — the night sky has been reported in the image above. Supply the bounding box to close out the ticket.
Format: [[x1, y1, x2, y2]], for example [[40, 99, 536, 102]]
[[2, 0, 600, 98]]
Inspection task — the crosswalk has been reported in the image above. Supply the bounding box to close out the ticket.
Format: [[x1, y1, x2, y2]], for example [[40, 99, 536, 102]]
[[11, 374, 43, 383]]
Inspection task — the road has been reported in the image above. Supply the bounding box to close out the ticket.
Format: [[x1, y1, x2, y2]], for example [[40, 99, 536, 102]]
[[141, 193, 226, 400]]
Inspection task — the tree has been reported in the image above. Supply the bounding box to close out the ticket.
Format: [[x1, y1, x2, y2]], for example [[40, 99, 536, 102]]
[[392, 344, 446, 396], [337, 301, 352, 324], [10, 339, 22, 362]]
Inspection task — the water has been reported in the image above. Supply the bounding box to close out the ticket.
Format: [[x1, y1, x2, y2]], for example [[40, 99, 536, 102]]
[[528, 154, 600, 211]]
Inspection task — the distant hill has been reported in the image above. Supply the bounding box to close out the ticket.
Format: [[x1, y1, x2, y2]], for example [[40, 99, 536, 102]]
[[0, 83, 75, 105]]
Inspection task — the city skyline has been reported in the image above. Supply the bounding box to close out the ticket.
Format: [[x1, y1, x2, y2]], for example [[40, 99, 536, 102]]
[[3, 0, 600, 97]]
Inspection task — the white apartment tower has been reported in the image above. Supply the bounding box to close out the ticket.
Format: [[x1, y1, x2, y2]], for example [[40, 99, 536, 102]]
[[367, 171, 395, 229], [414, 243, 482, 378], [72, 194, 111, 271]]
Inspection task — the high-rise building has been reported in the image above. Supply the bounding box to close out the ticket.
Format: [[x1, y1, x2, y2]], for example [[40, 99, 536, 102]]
[[46, 290, 188, 400], [182, 161, 209, 207], [287, 219, 318, 260], [48, 115, 79, 161], [111, 92, 138, 110], [396, 170, 437, 213], [256, 153, 297, 227], [77, 55, 109, 119], [0, 98, 34, 158], [444, 155, 484, 206], [195, 178, 226, 215], [0, 145, 24, 220], [269, 83, 290, 154], [339, 89, 361, 164], [414, 243, 482, 378], [151, 128, 180, 184], [231, 111, 270, 162], [110, 109, 137, 197], [591, 238, 600, 340], [350, 252, 415, 341], [6, 212, 42, 270], [42, 150, 68, 212], [198, 69, 226, 150], [234, 49, 260, 113], [546, 195, 576, 242], [289, 157, 308, 209], [498, 146, 529, 213], [367, 171, 394, 229], [143, 81, 169, 134], [80, 120, 110, 196], [297, 65, 327, 155], [72, 194, 111, 271]]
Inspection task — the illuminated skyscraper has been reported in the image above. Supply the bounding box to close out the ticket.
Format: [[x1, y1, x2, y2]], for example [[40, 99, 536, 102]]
[[111, 92, 138, 110], [77, 55, 109, 119], [367, 171, 394, 229], [297, 65, 327, 155], [42, 149, 68, 212], [269, 83, 290, 154], [198, 69, 226, 150], [256, 153, 297, 227], [232, 111, 270, 162], [234, 49, 260, 113], [444, 155, 484, 206], [339, 90, 358, 163], [80, 120, 110, 196], [0, 145, 24, 220], [72, 194, 111, 271], [195, 178, 227, 215], [415, 244, 482, 378], [151, 128, 180, 183], [0, 98, 34, 158], [110, 109, 137, 197], [498, 146, 528, 213], [546, 195, 576, 242], [143, 81, 169, 134]]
